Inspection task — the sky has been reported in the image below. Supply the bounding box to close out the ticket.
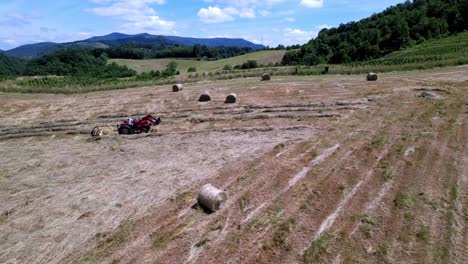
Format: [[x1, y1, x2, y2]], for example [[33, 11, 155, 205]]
[[0, 0, 405, 50]]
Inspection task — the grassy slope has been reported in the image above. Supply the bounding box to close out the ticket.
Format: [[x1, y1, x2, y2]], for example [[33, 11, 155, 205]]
[[384, 32, 468, 59], [323, 32, 468, 74], [344, 32, 468, 68], [109, 50, 286, 73]]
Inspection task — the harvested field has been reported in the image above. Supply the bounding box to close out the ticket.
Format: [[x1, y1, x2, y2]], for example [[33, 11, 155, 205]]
[[0, 66, 467, 264]]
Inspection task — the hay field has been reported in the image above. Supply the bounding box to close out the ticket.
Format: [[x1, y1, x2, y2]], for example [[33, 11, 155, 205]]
[[109, 50, 286, 73], [0, 66, 467, 264]]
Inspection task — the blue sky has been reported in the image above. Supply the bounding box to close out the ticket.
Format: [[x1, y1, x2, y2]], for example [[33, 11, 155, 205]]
[[0, 0, 404, 50]]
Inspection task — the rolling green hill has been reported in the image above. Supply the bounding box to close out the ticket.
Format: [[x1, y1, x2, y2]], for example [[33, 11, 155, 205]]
[[5, 41, 109, 58], [5, 33, 265, 58], [382, 32, 468, 60], [109, 50, 286, 73], [339, 32, 468, 72]]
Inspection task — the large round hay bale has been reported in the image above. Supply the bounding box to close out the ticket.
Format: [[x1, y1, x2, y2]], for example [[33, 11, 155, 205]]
[[90, 126, 116, 137], [198, 92, 211, 102], [225, 93, 237, 104], [197, 184, 226, 212], [367, 72, 378, 81], [261, 73, 271, 81], [172, 84, 183, 92]]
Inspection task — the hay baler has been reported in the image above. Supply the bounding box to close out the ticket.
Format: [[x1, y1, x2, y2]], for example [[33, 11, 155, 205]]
[[117, 114, 161, 135]]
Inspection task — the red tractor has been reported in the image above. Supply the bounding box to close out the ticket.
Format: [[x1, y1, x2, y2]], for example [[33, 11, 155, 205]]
[[117, 114, 161, 135]]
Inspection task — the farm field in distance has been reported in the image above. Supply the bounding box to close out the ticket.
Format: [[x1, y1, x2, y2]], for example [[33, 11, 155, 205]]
[[0, 66, 466, 263], [109, 50, 287, 74]]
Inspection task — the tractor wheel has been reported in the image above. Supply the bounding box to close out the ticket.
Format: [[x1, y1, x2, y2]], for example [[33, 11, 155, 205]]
[[118, 125, 131, 135]]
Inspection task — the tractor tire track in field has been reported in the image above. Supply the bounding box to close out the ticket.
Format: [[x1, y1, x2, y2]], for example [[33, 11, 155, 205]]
[[450, 110, 468, 264]]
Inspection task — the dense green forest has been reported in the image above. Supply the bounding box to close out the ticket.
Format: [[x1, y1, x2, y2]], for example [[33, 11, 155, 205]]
[[282, 0, 468, 65], [0, 53, 25, 75], [91, 44, 255, 60], [22, 49, 136, 78]]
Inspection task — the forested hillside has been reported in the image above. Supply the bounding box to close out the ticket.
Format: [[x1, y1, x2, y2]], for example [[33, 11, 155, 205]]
[[282, 0, 468, 65], [23, 49, 136, 78], [95, 44, 255, 60], [4, 33, 265, 59], [0, 53, 25, 76]]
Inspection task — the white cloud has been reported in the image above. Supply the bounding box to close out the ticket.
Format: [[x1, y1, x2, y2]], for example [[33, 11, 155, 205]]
[[198, 5, 258, 23], [282, 27, 317, 45], [122, 15, 175, 32], [239, 8, 256, 18], [300, 0, 324, 8], [198, 0, 292, 23], [89, 0, 175, 34], [197, 6, 237, 23], [207, 0, 287, 7]]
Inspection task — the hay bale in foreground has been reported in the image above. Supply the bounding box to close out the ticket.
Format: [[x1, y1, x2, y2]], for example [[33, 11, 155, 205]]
[[198, 92, 211, 102], [172, 84, 183, 92], [225, 93, 237, 104], [261, 73, 271, 81], [197, 184, 226, 212], [367, 72, 378, 81]]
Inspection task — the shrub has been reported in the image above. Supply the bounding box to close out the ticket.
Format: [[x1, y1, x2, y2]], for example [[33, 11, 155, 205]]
[[241, 60, 258, 69]]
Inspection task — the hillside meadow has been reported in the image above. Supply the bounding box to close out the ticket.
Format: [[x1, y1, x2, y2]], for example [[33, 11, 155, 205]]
[[109, 50, 287, 73]]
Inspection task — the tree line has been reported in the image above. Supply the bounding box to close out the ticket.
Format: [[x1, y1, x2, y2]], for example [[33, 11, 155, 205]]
[[282, 0, 468, 65], [91, 44, 256, 60]]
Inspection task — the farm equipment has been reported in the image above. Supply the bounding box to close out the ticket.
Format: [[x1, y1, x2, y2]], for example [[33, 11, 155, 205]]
[[117, 114, 161, 135]]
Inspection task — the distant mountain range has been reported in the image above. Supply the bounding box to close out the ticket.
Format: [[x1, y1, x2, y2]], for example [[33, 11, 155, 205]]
[[4, 33, 265, 58]]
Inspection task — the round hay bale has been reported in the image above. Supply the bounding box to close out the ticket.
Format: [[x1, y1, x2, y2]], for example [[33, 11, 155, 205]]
[[91, 126, 102, 137], [90, 126, 116, 137], [198, 92, 211, 102], [172, 84, 183, 92], [367, 72, 378, 81], [225, 93, 237, 104], [261, 73, 271, 81], [197, 184, 226, 212]]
